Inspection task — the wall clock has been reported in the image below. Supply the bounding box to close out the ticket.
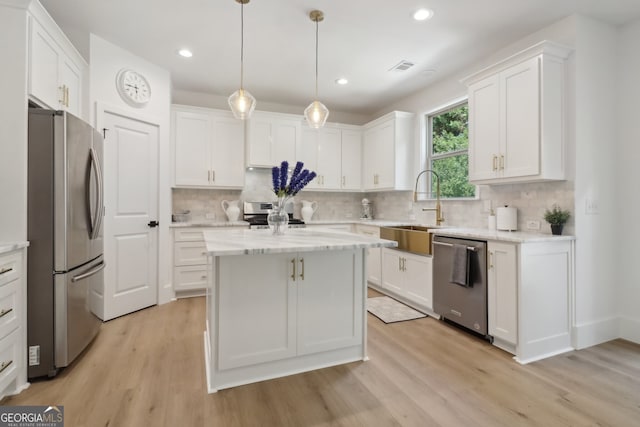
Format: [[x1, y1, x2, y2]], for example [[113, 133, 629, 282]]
[[116, 68, 151, 107]]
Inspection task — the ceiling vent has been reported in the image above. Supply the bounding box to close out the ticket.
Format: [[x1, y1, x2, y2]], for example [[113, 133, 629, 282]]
[[389, 60, 415, 72]]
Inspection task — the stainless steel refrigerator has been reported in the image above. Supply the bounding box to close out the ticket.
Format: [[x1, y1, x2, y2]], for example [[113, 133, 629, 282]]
[[27, 109, 104, 378]]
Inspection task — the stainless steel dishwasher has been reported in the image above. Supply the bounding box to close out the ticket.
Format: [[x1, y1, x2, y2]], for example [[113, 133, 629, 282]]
[[432, 235, 489, 339]]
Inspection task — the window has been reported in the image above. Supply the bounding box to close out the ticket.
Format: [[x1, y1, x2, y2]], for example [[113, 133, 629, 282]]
[[427, 102, 475, 198]]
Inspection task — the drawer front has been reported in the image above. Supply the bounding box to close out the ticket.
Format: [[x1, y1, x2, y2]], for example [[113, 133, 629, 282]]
[[0, 252, 21, 288], [356, 225, 379, 237], [0, 280, 19, 340], [174, 242, 208, 266], [174, 228, 205, 242], [174, 266, 208, 291], [0, 328, 19, 393]]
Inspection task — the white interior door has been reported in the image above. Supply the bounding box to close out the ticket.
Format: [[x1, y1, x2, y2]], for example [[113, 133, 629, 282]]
[[102, 110, 159, 321]]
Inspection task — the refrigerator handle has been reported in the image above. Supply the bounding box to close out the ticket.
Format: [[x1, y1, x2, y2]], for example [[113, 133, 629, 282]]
[[71, 261, 106, 283], [89, 147, 104, 239]]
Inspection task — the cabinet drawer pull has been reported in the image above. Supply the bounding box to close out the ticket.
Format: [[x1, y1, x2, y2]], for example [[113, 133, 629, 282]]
[[0, 267, 13, 276], [201, 251, 207, 255], [499, 155, 505, 170], [489, 251, 494, 269], [291, 258, 296, 281], [0, 360, 12, 374], [299, 258, 305, 280], [342, 176, 346, 186], [0, 308, 13, 319], [201, 275, 207, 280], [59, 85, 66, 105], [492, 155, 498, 171], [211, 170, 215, 182], [65, 86, 70, 107], [208, 170, 211, 182]]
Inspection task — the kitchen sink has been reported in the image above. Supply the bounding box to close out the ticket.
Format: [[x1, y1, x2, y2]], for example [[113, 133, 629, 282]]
[[379, 225, 434, 256]]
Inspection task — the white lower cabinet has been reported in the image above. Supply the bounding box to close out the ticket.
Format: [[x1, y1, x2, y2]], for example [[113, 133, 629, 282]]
[[488, 241, 518, 348], [217, 250, 362, 370], [0, 247, 28, 400], [172, 227, 247, 294], [485, 238, 573, 363], [381, 248, 433, 312], [354, 224, 381, 285]]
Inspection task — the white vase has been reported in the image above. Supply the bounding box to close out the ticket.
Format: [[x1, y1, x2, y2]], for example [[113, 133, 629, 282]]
[[300, 200, 318, 222], [221, 200, 240, 222]]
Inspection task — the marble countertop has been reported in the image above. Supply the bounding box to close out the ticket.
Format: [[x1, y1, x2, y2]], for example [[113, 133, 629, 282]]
[[203, 228, 397, 256], [0, 241, 30, 255], [430, 227, 575, 243], [170, 221, 249, 228]]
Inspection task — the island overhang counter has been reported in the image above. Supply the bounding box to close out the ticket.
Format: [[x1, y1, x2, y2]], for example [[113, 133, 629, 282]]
[[202, 228, 397, 392]]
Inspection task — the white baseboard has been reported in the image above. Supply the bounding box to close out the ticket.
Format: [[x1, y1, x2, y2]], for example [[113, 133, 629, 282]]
[[572, 316, 620, 349], [620, 316, 640, 344]]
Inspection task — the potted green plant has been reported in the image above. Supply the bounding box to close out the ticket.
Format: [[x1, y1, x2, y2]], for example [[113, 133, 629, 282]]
[[543, 205, 571, 235]]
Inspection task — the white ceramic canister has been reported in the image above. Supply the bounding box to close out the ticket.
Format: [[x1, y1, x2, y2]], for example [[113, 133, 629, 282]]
[[300, 200, 318, 222], [221, 200, 241, 222]]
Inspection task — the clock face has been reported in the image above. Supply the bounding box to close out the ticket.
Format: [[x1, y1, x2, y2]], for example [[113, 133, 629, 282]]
[[116, 69, 151, 107]]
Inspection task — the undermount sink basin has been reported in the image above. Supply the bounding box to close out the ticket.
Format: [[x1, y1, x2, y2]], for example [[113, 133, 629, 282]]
[[379, 225, 434, 255]]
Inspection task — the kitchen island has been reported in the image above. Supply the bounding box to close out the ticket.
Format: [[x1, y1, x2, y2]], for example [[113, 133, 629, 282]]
[[202, 228, 397, 392]]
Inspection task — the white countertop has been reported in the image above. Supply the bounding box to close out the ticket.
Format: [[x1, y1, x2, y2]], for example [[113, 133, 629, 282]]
[[170, 221, 249, 228], [430, 227, 575, 243], [0, 241, 29, 255], [203, 228, 397, 256]]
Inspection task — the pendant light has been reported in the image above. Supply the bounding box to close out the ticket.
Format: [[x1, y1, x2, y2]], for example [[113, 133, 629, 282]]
[[228, 0, 256, 120], [304, 10, 329, 128]]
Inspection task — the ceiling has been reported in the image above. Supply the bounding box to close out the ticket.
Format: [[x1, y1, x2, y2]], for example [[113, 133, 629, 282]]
[[41, 0, 640, 116]]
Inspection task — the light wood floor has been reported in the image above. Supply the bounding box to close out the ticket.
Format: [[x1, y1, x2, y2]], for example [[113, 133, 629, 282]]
[[3, 291, 640, 426]]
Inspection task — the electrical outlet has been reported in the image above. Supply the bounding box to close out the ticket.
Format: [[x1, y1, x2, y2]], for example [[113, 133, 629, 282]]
[[526, 220, 541, 230], [29, 345, 40, 366]]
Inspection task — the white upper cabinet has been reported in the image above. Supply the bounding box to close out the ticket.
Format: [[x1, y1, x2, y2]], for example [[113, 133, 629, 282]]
[[28, 4, 86, 118], [362, 111, 414, 191], [464, 41, 573, 184], [246, 111, 301, 168], [300, 125, 362, 191], [340, 129, 362, 191], [172, 105, 245, 188]]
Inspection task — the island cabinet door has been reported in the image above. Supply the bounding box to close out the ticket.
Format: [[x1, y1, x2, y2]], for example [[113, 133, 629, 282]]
[[296, 250, 364, 355], [217, 253, 297, 370]]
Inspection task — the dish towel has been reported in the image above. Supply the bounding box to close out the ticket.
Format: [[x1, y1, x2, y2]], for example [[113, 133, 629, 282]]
[[450, 244, 470, 287]]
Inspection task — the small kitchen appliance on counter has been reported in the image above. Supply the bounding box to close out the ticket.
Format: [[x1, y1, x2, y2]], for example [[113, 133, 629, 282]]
[[496, 205, 517, 231], [243, 201, 305, 229]]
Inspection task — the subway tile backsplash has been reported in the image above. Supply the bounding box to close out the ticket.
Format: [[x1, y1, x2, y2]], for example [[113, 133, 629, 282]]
[[173, 169, 574, 235]]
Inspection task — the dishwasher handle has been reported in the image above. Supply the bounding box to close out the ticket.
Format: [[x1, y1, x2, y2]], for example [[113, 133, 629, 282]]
[[433, 240, 478, 252]]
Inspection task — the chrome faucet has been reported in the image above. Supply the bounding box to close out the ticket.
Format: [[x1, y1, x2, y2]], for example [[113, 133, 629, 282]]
[[413, 169, 445, 226]]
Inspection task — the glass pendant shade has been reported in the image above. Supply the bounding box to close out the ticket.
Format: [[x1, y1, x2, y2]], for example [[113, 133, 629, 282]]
[[304, 100, 329, 129], [228, 88, 256, 120]]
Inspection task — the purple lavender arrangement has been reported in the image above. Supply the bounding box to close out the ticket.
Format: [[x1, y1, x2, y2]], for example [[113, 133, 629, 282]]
[[271, 160, 317, 197]]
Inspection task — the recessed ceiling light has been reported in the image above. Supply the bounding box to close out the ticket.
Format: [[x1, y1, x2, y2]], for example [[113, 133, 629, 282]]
[[178, 49, 193, 58], [413, 8, 434, 21], [335, 78, 348, 85]]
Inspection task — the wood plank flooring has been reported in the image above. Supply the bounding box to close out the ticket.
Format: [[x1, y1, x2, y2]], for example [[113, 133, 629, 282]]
[[3, 291, 640, 426]]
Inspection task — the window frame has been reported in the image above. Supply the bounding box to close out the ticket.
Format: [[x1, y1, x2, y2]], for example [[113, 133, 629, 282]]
[[420, 98, 478, 201]]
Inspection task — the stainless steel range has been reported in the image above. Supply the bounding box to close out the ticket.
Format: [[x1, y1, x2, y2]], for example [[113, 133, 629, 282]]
[[243, 201, 306, 229]]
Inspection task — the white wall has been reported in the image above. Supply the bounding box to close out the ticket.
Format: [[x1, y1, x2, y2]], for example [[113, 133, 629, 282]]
[[0, 2, 29, 242], [571, 16, 619, 348], [616, 19, 640, 344], [89, 35, 173, 304]]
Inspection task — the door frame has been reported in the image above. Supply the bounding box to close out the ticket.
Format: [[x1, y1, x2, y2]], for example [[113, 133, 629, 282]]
[[94, 102, 170, 319]]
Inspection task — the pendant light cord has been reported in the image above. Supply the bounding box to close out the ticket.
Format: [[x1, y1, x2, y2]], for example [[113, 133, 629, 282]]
[[314, 18, 319, 99], [240, 3, 245, 90]]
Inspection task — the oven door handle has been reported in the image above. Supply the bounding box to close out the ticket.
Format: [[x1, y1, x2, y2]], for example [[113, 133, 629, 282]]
[[433, 241, 478, 252]]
